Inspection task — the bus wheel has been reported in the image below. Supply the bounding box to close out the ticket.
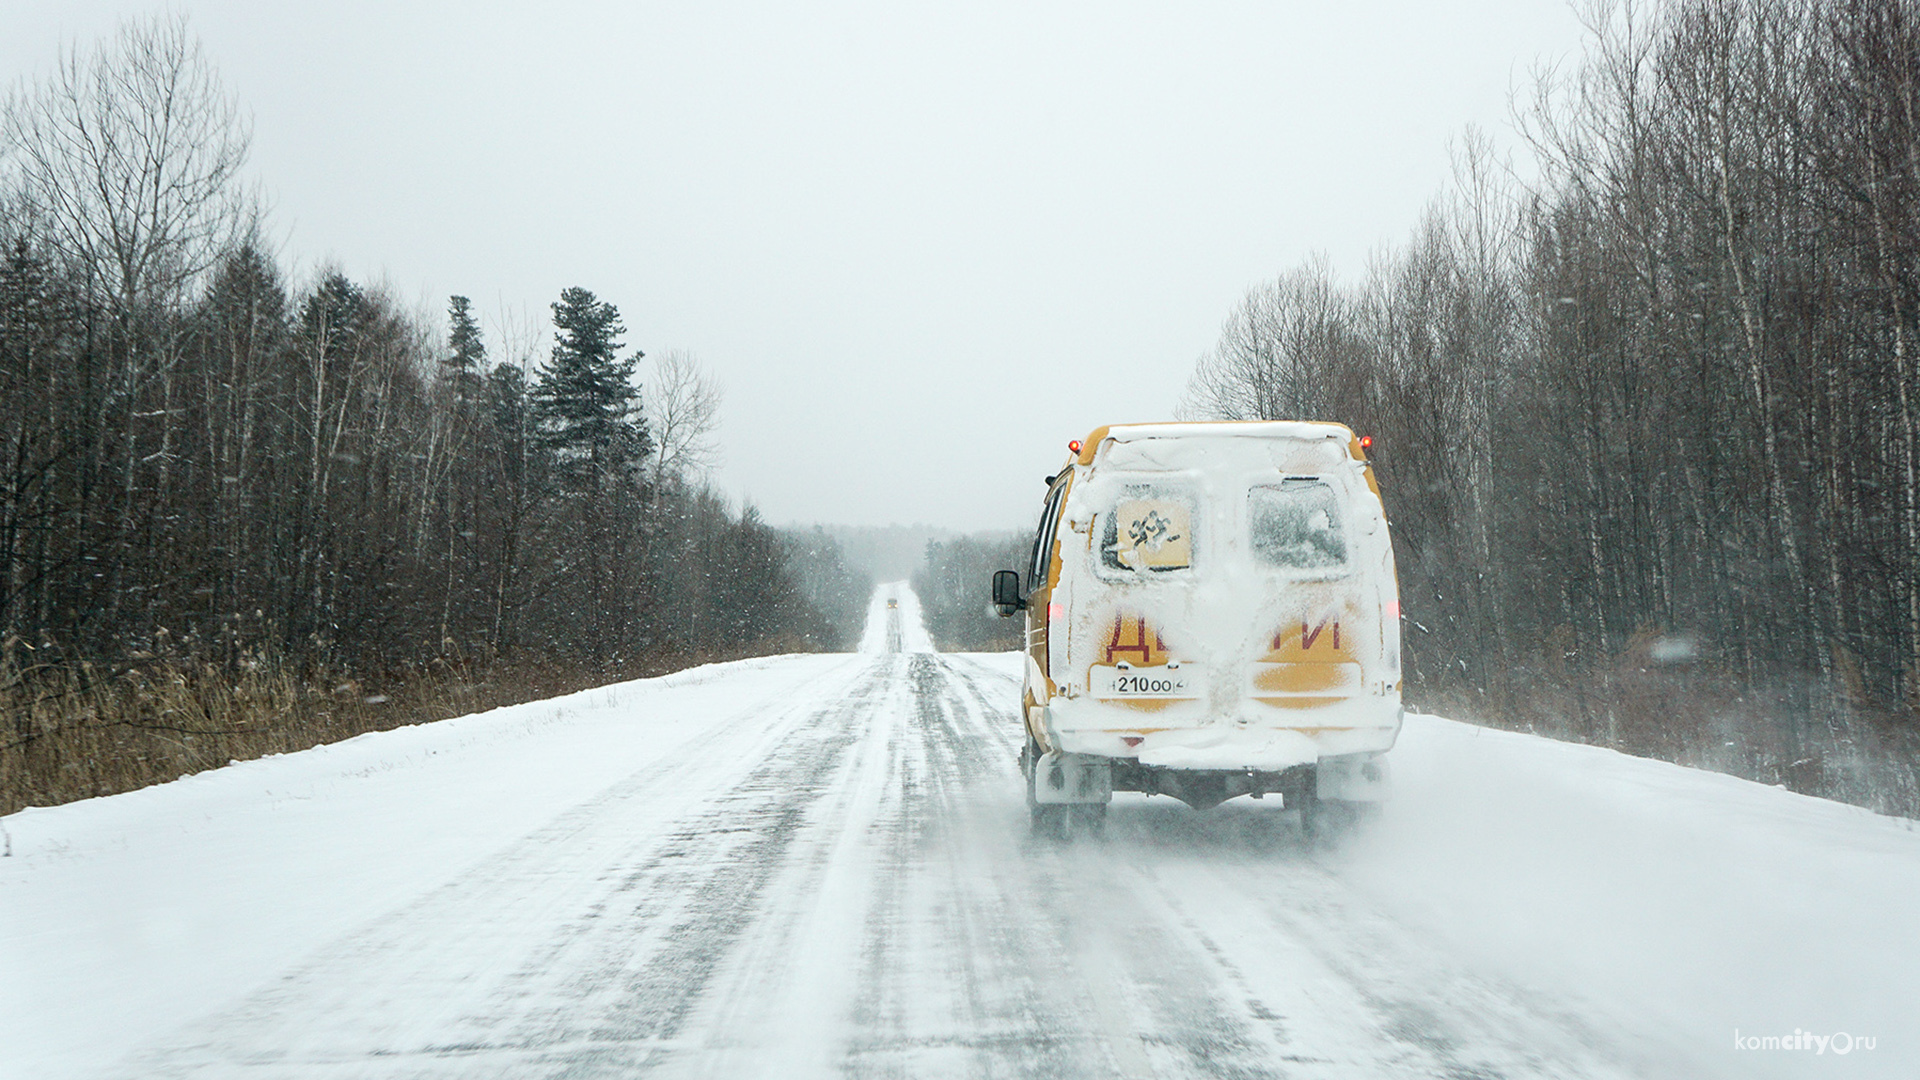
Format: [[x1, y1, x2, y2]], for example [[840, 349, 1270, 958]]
[[1070, 802, 1108, 839], [1031, 803, 1066, 838], [1302, 797, 1374, 848], [1022, 736, 1053, 836], [1022, 736, 1039, 807]]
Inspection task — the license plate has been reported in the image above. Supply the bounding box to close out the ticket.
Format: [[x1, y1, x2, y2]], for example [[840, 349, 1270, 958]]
[[1091, 664, 1204, 699]]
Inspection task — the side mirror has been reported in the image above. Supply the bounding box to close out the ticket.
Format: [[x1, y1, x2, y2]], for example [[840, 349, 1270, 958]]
[[990, 569, 1026, 617]]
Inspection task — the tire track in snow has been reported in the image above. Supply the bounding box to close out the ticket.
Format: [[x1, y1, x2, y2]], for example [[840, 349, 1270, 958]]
[[836, 653, 1116, 1079], [941, 652, 1658, 1079], [1090, 799, 1660, 1078], [640, 652, 917, 1078], [941, 653, 1291, 1080], [522, 662, 892, 1074]]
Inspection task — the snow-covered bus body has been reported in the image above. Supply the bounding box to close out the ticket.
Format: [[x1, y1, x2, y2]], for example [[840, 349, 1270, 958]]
[[992, 421, 1401, 835]]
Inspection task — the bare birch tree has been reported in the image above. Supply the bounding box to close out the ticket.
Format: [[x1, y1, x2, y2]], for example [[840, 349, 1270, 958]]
[[2, 12, 251, 315], [644, 349, 723, 491]]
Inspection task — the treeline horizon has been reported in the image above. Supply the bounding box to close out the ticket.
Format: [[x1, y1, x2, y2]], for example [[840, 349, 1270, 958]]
[[912, 532, 1025, 652], [0, 16, 869, 811], [1186, 0, 1920, 815]]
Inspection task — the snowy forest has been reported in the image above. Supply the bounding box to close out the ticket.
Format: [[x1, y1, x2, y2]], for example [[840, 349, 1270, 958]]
[[913, 532, 1026, 651], [0, 17, 866, 812], [1185, 0, 1920, 814]]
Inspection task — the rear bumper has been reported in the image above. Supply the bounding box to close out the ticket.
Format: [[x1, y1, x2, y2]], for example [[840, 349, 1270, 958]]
[[1045, 697, 1401, 769], [1105, 751, 1390, 805]]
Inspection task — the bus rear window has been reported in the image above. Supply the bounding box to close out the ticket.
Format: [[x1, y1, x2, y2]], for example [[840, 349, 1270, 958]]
[[1249, 480, 1346, 570], [1101, 483, 1195, 575]]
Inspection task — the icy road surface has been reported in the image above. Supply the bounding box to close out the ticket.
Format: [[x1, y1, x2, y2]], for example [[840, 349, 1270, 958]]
[[4, 583, 1916, 1079]]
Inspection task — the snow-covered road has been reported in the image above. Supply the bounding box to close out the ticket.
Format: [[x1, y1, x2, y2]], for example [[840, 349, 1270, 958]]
[[4, 584, 1915, 1079]]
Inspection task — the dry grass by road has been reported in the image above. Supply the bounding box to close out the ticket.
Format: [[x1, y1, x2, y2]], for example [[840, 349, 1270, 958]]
[[0, 638, 809, 815]]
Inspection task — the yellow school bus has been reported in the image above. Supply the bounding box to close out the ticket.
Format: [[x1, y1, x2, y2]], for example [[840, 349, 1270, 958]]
[[991, 421, 1401, 839]]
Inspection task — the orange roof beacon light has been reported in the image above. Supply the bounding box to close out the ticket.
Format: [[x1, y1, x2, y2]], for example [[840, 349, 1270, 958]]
[[1068, 439, 1083, 455], [1359, 435, 1373, 449]]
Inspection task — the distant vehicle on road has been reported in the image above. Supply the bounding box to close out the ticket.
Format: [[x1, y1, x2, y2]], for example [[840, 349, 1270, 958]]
[[992, 421, 1401, 839]]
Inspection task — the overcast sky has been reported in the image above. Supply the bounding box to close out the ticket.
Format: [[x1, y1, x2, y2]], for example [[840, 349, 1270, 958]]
[[6, 1, 1589, 532]]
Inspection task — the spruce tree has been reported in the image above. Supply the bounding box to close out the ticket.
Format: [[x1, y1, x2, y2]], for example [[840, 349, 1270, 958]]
[[531, 286, 650, 486], [444, 295, 487, 403], [298, 273, 367, 367]]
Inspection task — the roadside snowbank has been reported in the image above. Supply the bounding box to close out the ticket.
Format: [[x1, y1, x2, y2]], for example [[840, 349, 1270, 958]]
[[0, 652, 860, 1080], [1344, 712, 1919, 1079]]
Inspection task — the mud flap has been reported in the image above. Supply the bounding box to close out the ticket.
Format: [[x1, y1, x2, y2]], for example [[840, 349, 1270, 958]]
[[1314, 751, 1390, 802], [1031, 751, 1113, 805]]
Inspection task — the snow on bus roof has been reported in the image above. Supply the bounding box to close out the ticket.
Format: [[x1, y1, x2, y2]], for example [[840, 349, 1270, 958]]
[[1074, 421, 1357, 467]]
